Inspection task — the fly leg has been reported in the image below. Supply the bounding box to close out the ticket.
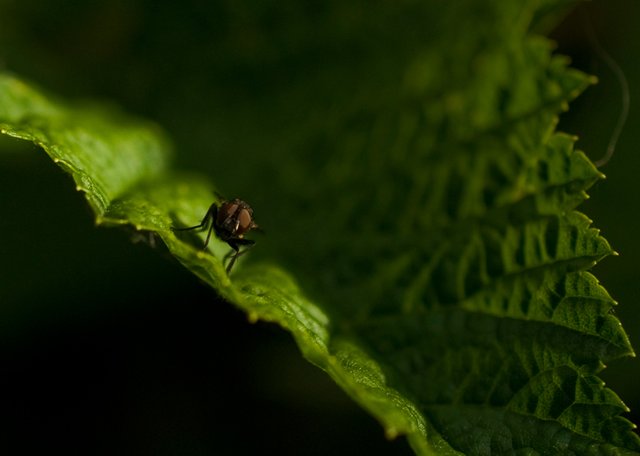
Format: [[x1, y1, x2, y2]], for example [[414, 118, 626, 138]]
[[172, 203, 219, 250], [224, 238, 255, 273]]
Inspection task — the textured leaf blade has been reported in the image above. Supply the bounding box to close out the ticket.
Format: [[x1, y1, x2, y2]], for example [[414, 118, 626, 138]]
[[0, 75, 170, 215]]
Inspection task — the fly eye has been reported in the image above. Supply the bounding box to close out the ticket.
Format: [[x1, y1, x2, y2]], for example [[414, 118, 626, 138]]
[[218, 202, 238, 225], [237, 208, 252, 232]]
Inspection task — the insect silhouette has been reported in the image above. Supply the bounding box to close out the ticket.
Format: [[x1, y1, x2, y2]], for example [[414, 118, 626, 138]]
[[172, 198, 259, 273]]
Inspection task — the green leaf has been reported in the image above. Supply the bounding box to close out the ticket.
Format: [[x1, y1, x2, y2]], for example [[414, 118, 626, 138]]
[[1, 0, 638, 454]]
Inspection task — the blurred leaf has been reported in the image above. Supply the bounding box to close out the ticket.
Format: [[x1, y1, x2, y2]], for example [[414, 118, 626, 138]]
[[1, 0, 639, 454]]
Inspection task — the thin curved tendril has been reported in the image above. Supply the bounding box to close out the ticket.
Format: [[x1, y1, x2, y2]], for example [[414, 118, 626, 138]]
[[581, 8, 630, 168]]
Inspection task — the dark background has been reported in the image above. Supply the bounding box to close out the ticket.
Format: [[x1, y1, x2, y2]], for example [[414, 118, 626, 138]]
[[0, 1, 637, 454]]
